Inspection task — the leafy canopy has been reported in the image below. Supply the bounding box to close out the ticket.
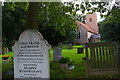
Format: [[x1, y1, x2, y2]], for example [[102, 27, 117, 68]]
[[99, 6, 120, 41]]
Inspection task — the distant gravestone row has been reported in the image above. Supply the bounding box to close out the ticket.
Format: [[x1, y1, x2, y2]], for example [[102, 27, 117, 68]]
[[12, 30, 51, 79]]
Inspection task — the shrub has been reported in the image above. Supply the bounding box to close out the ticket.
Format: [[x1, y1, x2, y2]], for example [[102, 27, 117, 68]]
[[58, 57, 70, 64]]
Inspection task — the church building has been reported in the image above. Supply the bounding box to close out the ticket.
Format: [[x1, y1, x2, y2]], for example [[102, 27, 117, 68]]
[[75, 13, 100, 44]]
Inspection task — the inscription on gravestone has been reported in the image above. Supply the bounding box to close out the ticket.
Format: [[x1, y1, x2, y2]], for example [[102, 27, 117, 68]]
[[12, 30, 51, 79]]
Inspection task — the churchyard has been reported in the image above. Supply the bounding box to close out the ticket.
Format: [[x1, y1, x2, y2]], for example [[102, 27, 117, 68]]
[[1, 2, 120, 80], [1, 44, 120, 79]]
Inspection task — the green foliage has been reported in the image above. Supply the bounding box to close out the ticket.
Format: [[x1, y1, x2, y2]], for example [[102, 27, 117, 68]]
[[5, 51, 14, 57], [76, 2, 108, 23], [39, 2, 77, 45], [105, 6, 120, 24], [2, 2, 77, 47], [58, 57, 70, 64], [99, 6, 120, 41], [2, 2, 28, 49]]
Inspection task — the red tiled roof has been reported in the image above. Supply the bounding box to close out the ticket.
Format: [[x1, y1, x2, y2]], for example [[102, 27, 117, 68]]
[[76, 20, 98, 34]]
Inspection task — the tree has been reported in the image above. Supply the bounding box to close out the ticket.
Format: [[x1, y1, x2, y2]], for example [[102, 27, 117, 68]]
[[38, 2, 77, 45], [2, 2, 77, 48], [75, 2, 109, 22], [2, 2, 28, 50], [26, 2, 39, 30], [99, 6, 120, 41]]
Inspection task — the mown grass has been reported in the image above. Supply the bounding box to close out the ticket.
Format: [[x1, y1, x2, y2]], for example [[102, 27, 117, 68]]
[[62, 45, 82, 49]]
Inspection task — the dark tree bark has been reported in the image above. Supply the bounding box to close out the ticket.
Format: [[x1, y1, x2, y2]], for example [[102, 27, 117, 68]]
[[26, 2, 39, 30]]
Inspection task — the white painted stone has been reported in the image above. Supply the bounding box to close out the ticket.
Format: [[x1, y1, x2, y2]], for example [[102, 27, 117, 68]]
[[12, 30, 51, 79]]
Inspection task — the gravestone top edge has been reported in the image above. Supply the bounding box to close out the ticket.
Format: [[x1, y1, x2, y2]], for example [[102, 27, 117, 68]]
[[12, 30, 51, 51]]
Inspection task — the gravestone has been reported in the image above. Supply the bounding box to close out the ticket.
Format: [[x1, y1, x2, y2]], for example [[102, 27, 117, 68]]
[[12, 30, 51, 79], [77, 48, 84, 54], [53, 47, 62, 62]]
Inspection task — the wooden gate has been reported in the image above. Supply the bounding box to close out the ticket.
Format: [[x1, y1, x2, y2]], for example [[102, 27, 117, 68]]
[[83, 41, 120, 77]]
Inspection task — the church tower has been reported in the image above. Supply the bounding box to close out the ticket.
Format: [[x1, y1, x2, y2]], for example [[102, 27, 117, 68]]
[[85, 13, 99, 33]]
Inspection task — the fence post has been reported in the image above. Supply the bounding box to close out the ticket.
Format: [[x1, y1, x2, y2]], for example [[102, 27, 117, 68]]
[[84, 44, 89, 78]]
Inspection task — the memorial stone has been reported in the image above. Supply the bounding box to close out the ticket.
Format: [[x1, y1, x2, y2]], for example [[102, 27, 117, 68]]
[[12, 30, 51, 79], [53, 47, 62, 62]]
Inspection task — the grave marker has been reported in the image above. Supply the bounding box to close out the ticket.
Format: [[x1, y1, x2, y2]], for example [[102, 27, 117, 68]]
[[12, 30, 51, 79], [53, 47, 62, 62]]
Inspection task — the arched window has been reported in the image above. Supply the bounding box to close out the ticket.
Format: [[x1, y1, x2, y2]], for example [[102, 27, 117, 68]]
[[77, 31, 80, 39], [89, 18, 92, 22]]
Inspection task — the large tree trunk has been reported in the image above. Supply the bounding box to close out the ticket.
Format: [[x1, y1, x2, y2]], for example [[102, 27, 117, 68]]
[[26, 2, 39, 30]]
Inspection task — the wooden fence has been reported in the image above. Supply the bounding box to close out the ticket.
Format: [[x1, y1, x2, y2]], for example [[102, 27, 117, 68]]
[[83, 41, 120, 77]]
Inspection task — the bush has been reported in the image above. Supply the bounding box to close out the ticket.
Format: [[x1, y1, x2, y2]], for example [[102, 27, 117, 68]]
[[58, 57, 70, 64]]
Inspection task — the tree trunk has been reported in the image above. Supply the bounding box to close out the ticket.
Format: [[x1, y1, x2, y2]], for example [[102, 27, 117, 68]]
[[25, 2, 39, 30]]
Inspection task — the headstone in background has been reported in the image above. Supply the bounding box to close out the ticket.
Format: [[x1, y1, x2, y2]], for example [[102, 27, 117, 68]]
[[12, 30, 51, 79], [68, 44, 73, 49], [77, 48, 84, 54], [53, 47, 62, 62]]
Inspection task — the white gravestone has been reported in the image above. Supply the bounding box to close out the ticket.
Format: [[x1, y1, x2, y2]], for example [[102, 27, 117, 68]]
[[12, 30, 51, 79]]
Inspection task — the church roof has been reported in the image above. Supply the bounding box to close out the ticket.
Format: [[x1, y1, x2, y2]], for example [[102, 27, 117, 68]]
[[76, 20, 98, 34]]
